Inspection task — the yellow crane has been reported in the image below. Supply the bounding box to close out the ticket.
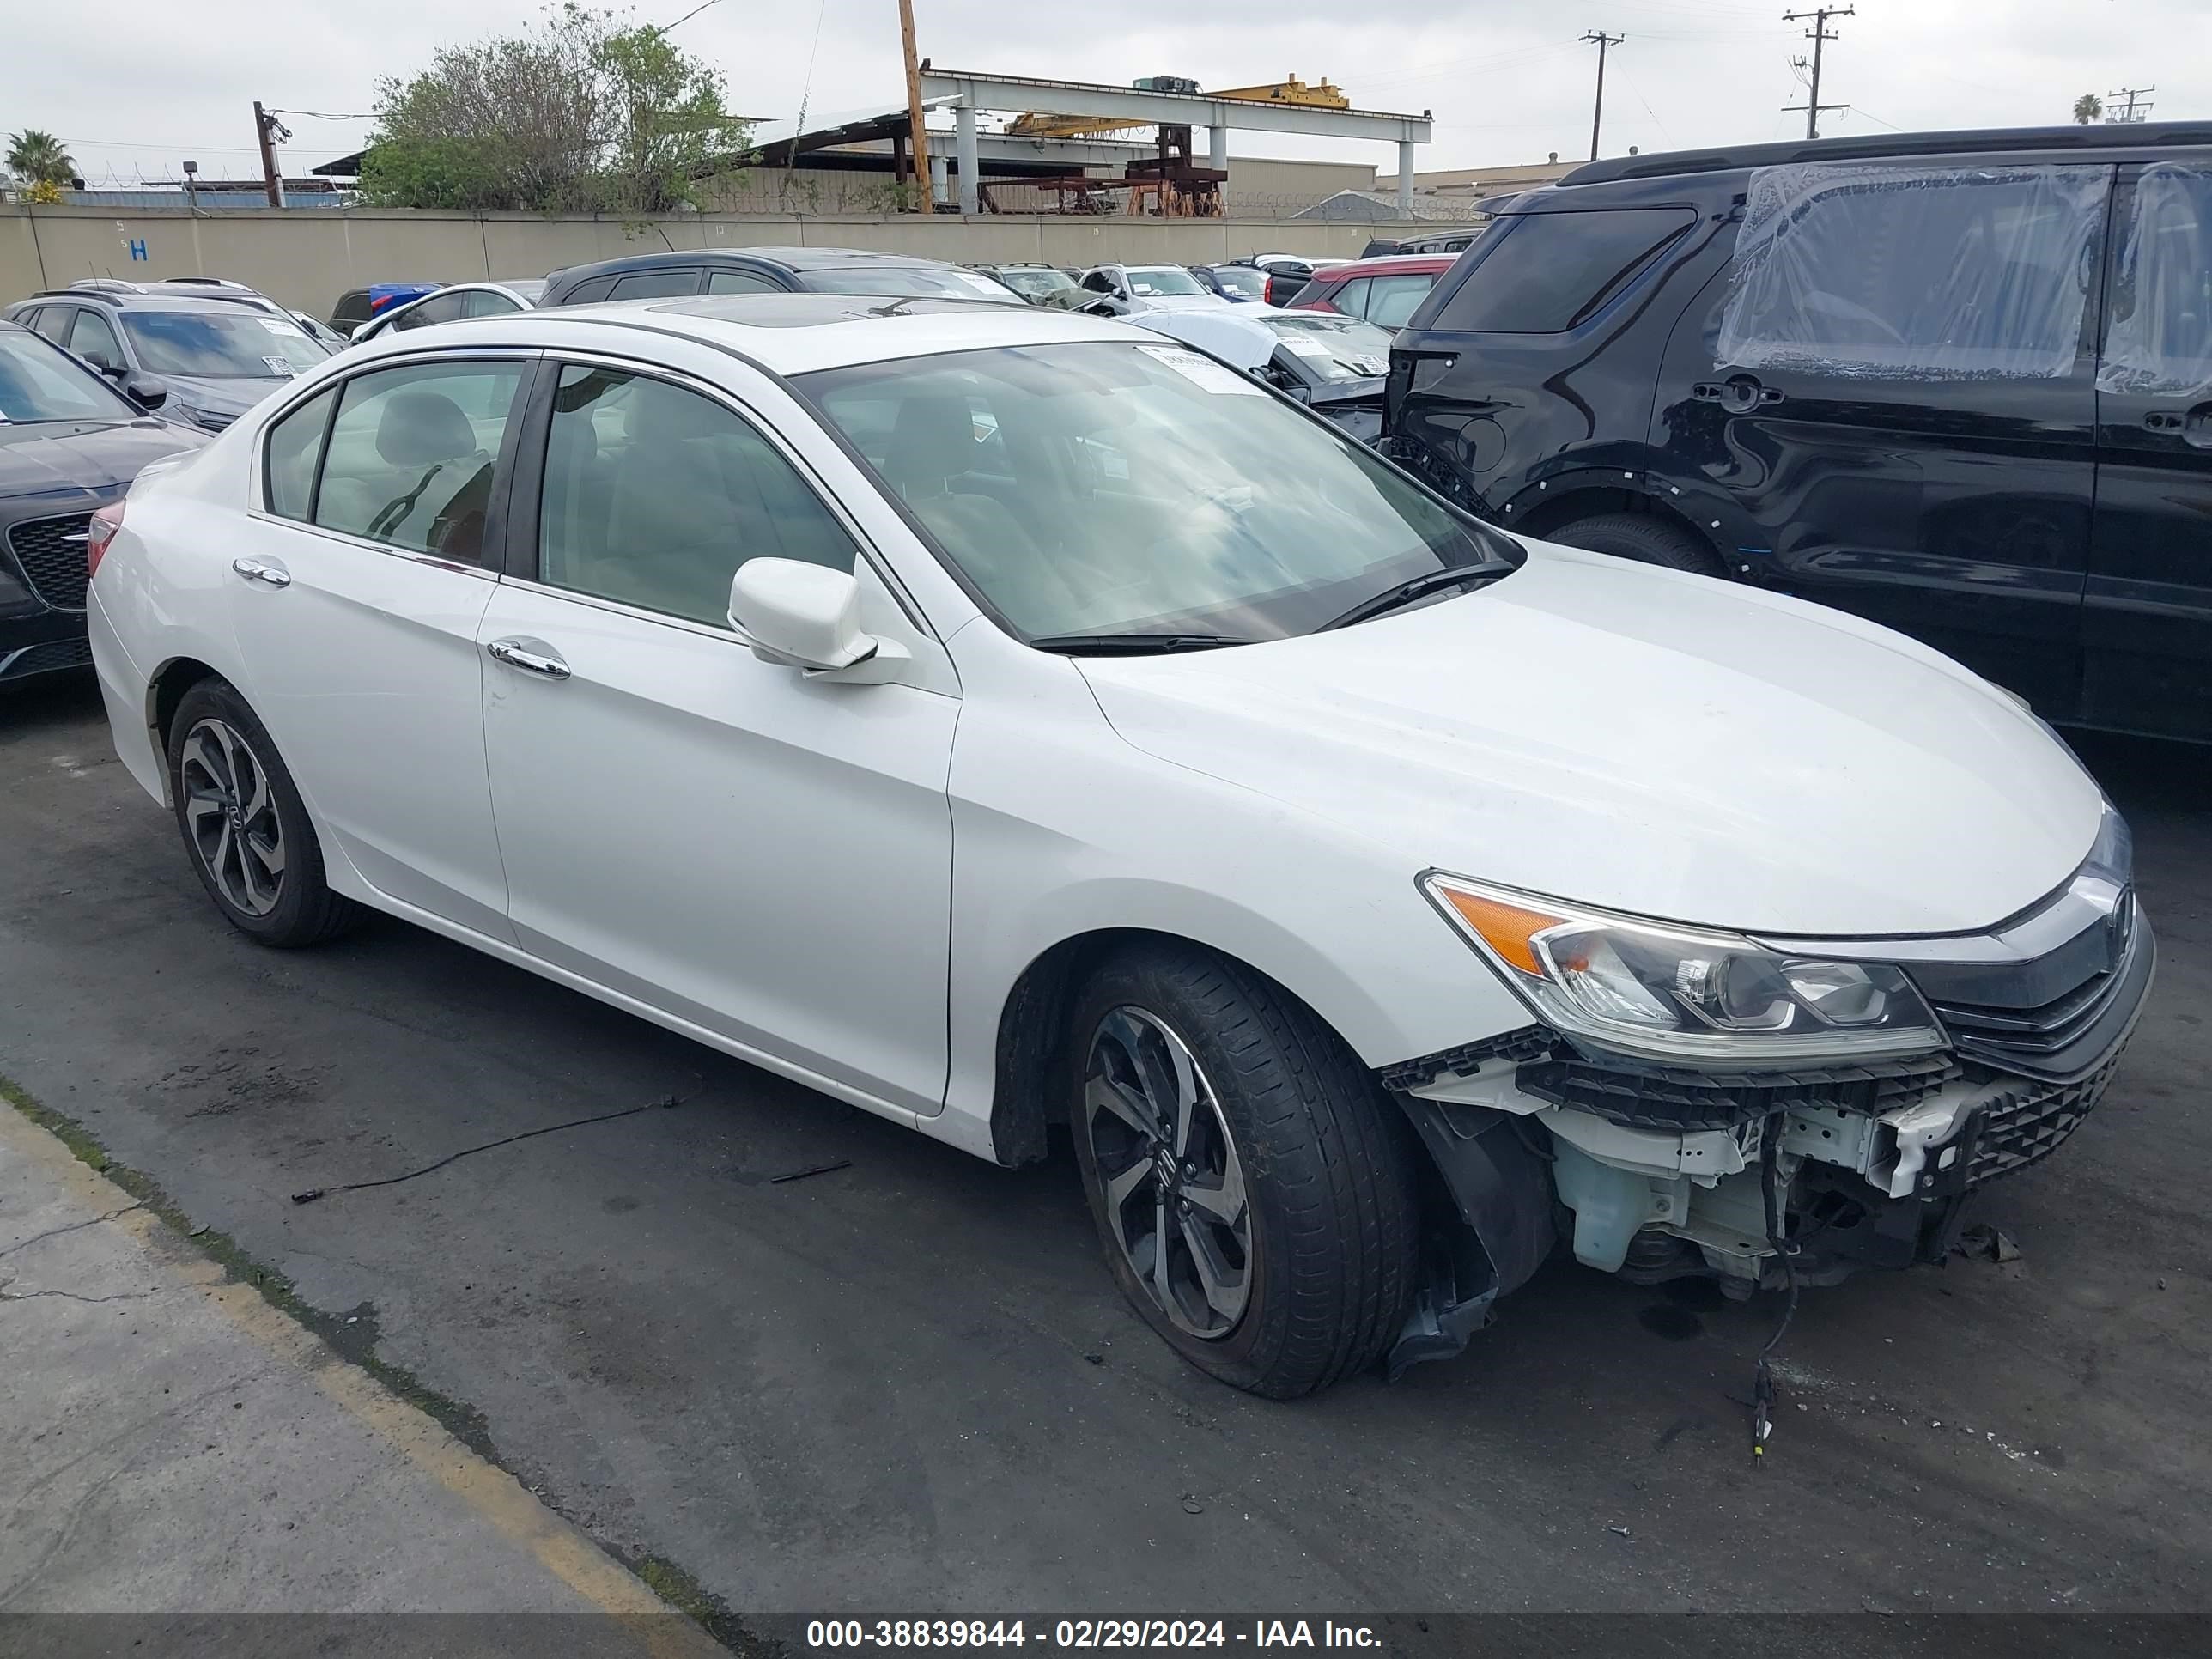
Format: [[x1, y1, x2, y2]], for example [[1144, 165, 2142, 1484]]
[[1006, 76, 1349, 141]]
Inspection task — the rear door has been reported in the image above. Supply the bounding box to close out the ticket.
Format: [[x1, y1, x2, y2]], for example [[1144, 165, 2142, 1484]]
[[2085, 161, 2212, 740], [228, 354, 532, 938], [1670, 161, 2112, 711]]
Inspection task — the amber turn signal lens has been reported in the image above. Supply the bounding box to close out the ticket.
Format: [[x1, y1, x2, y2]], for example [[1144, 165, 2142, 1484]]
[[1435, 886, 1566, 976]]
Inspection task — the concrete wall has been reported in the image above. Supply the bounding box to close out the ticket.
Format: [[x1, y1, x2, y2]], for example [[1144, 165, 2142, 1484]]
[[0, 207, 1379, 321]]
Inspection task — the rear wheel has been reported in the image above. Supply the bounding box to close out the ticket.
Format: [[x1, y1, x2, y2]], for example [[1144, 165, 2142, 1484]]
[[1069, 943, 1421, 1397], [1548, 511, 1726, 577], [167, 678, 362, 947]]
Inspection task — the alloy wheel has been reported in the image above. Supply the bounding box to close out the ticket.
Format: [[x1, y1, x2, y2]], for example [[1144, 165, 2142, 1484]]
[[179, 717, 286, 917], [1084, 1006, 1251, 1339]]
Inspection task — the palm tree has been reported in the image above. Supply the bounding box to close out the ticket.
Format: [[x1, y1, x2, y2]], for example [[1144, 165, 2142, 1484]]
[[6, 130, 76, 186], [2072, 94, 2105, 125]]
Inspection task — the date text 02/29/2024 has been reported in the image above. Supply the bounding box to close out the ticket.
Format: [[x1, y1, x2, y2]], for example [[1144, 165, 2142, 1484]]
[[805, 1621, 1384, 1650]]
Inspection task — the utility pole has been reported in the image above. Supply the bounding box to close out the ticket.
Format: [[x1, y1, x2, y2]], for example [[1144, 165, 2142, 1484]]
[[252, 101, 289, 208], [1781, 6, 1854, 140], [896, 0, 933, 210], [2106, 85, 2155, 123], [1581, 32, 1624, 161]]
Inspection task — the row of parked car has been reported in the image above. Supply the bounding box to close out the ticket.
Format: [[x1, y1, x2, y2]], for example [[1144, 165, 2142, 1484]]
[[12, 112, 2212, 742], [2, 242, 1453, 687]]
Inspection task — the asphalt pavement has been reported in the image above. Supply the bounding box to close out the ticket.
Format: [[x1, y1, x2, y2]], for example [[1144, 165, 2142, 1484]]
[[2, 669, 2207, 1628]]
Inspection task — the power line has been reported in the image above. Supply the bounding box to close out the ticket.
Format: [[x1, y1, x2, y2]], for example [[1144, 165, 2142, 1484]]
[[2107, 85, 2155, 123], [1581, 31, 1626, 161], [1780, 6, 1854, 140], [263, 108, 378, 122]]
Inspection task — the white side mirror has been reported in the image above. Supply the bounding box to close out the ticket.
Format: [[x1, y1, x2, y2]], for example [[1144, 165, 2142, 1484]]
[[728, 558, 909, 683]]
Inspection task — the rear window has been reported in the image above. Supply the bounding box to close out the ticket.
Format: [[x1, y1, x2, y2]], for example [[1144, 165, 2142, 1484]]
[[1430, 208, 1692, 332]]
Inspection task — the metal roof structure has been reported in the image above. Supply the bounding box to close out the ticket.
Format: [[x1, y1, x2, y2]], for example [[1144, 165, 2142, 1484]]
[[917, 68, 1432, 216]]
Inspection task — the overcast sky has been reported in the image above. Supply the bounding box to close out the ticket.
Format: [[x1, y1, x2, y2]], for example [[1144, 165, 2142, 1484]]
[[2, 0, 2196, 189]]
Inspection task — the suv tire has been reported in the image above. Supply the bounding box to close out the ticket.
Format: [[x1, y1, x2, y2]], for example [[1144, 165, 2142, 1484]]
[[1068, 942, 1420, 1397], [167, 678, 363, 948], [1549, 512, 1726, 577]]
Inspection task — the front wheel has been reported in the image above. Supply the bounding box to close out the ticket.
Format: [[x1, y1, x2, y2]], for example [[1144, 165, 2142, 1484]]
[[1069, 944, 1421, 1397]]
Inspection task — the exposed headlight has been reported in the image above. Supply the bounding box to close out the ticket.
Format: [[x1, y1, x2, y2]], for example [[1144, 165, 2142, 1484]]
[[1422, 874, 1944, 1066]]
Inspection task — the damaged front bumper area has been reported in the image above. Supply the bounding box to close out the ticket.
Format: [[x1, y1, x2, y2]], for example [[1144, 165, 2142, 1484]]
[[1382, 886, 2154, 1371]]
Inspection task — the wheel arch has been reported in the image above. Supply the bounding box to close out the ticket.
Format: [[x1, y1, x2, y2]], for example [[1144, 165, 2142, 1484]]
[[986, 921, 1434, 1169], [1507, 482, 1720, 554], [144, 655, 224, 802]]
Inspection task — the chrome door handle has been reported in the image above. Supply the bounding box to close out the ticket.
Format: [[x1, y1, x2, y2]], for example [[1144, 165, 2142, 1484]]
[[486, 637, 571, 679], [231, 557, 291, 588]]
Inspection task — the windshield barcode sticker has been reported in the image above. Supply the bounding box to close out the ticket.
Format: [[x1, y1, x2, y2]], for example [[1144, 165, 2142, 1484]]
[[1137, 343, 1264, 395]]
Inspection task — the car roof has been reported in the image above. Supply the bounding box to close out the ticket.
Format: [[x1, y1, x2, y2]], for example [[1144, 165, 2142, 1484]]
[[337, 292, 1152, 378], [23, 290, 245, 315], [1560, 118, 2212, 188], [1304, 254, 1458, 279], [548, 246, 971, 283]]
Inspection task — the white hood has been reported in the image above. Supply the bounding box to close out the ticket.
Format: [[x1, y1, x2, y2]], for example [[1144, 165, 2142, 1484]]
[[1077, 542, 2104, 939]]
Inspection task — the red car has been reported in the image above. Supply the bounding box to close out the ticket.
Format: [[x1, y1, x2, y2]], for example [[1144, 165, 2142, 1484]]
[[1285, 253, 1459, 330]]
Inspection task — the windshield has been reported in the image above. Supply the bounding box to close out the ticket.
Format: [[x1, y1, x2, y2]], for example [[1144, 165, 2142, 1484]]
[[996, 268, 1079, 300], [120, 311, 331, 379], [801, 266, 1026, 304], [1264, 313, 1395, 381], [1124, 267, 1205, 297], [799, 341, 1516, 643], [0, 331, 134, 423], [1206, 266, 1267, 297]]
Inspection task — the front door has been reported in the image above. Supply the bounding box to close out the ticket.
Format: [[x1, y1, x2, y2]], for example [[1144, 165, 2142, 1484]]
[[228, 355, 532, 939], [477, 359, 958, 1112], [1664, 161, 2112, 714], [2086, 161, 2212, 742]]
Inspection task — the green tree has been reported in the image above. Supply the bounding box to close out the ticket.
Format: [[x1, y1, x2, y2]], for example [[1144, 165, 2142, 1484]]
[[359, 4, 746, 214], [6, 130, 76, 187], [2072, 93, 2104, 125]]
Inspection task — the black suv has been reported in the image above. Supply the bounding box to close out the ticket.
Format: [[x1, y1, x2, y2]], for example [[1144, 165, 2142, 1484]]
[[537, 246, 1024, 307], [1386, 122, 2212, 743]]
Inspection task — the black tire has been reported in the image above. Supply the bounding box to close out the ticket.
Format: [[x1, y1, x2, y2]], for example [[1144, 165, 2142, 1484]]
[[1068, 943, 1421, 1398], [166, 678, 362, 948], [1548, 511, 1727, 577]]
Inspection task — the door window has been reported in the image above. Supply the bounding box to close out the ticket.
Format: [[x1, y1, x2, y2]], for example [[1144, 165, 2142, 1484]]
[[608, 268, 701, 300], [31, 307, 72, 343], [1325, 277, 1371, 318], [1432, 208, 1692, 332], [460, 288, 525, 318], [394, 291, 468, 330], [706, 268, 781, 295], [537, 365, 858, 627], [1717, 162, 2107, 380], [311, 360, 526, 561], [264, 386, 338, 521], [68, 309, 125, 372], [1366, 273, 1437, 329], [2099, 163, 2212, 396]]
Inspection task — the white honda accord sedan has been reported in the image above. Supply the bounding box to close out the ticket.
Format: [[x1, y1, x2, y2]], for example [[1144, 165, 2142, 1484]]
[[84, 294, 2152, 1396]]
